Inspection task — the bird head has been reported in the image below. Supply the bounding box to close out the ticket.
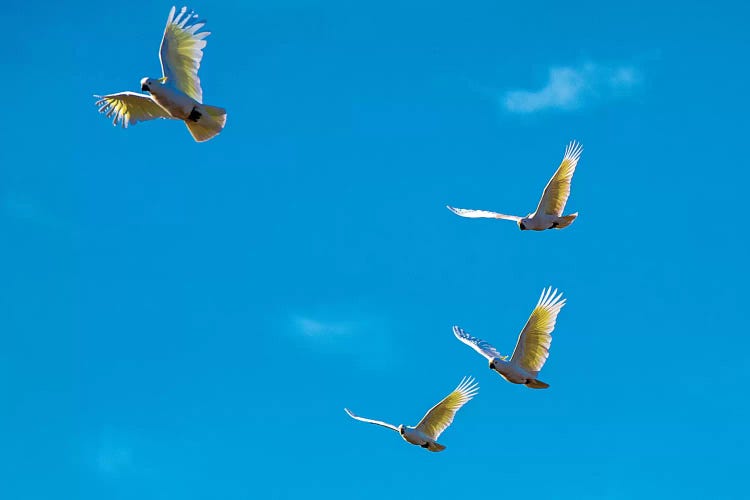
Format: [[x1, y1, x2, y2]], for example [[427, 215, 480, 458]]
[[517, 218, 527, 231], [489, 356, 508, 370], [140, 77, 167, 92], [398, 425, 405, 435]]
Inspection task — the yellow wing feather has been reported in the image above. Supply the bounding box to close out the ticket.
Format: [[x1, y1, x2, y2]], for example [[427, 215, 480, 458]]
[[536, 141, 582, 216], [94, 92, 172, 127], [510, 287, 566, 375], [415, 377, 479, 440], [159, 6, 210, 103]]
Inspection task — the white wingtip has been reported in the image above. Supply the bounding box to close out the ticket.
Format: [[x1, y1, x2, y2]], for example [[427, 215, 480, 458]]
[[564, 141, 583, 163], [538, 286, 566, 310], [452, 325, 470, 342], [167, 5, 177, 22], [456, 376, 480, 400]]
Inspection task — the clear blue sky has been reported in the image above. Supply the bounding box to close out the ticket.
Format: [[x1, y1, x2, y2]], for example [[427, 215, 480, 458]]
[[1, 0, 748, 498]]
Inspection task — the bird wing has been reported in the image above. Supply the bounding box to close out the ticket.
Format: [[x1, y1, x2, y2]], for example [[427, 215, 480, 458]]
[[94, 92, 172, 127], [159, 6, 210, 103], [453, 325, 504, 361], [510, 287, 566, 375], [535, 141, 583, 216], [344, 408, 399, 432], [415, 377, 479, 440], [447, 206, 521, 221]]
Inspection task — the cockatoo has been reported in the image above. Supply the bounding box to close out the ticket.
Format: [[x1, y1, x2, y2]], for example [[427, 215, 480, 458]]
[[344, 377, 478, 452], [94, 6, 227, 142], [453, 287, 566, 389], [447, 141, 582, 230]]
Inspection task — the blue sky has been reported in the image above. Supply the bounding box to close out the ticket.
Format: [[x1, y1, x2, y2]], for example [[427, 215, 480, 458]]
[[1, 0, 749, 498]]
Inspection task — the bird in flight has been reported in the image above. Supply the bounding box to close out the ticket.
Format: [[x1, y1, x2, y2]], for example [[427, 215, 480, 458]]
[[94, 6, 227, 142], [447, 141, 582, 230], [453, 287, 566, 389], [344, 377, 479, 452]]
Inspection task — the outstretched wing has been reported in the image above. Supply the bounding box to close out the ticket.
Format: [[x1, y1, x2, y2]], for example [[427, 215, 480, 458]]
[[447, 206, 521, 221], [159, 6, 210, 103], [415, 377, 479, 440], [510, 287, 566, 375], [453, 325, 505, 361], [344, 408, 399, 432], [94, 92, 172, 127], [536, 141, 582, 216]]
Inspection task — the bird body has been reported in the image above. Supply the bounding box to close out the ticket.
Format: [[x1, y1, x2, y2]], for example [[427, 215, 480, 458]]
[[399, 426, 446, 451], [142, 79, 198, 120], [486, 357, 548, 388], [95, 6, 227, 142], [344, 377, 478, 452], [447, 141, 582, 231], [518, 212, 578, 231], [453, 287, 566, 389]]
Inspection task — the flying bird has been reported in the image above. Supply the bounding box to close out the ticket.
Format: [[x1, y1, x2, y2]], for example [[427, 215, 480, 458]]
[[447, 141, 582, 230], [344, 377, 479, 452], [94, 6, 227, 142], [453, 287, 566, 389]]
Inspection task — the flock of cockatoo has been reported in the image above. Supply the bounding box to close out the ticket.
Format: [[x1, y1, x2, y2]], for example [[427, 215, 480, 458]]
[[346, 143, 580, 452], [94, 7, 581, 453]]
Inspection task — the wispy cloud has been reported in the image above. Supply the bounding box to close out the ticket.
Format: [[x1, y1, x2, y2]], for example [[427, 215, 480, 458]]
[[290, 313, 396, 371], [294, 317, 353, 338], [502, 62, 642, 113], [2, 191, 70, 234], [89, 431, 136, 478], [82, 429, 196, 498]]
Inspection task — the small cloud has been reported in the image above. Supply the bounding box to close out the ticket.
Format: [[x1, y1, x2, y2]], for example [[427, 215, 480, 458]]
[[97, 444, 133, 476], [294, 317, 352, 338], [91, 432, 135, 478], [502, 62, 642, 113], [2, 191, 70, 233], [81, 429, 197, 498], [3, 194, 38, 221], [289, 313, 396, 371]]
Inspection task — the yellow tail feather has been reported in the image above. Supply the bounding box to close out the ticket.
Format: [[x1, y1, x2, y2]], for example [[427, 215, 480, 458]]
[[185, 104, 227, 142], [427, 441, 446, 452], [555, 213, 578, 229], [525, 379, 550, 389]]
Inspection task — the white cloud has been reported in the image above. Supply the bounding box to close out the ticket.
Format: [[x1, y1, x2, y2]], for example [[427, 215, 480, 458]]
[[290, 313, 396, 371], [293, 317, 352, 338], [502, 62, 642, 113], [96, 444, 133, 476], [2, 191, 70, 233], [90, 432, 135, 478]]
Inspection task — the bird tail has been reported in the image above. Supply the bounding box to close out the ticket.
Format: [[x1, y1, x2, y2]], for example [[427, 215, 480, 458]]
[[426, 441, 446, 452], [525, 379, 550, 389], [185, 104, 227, 142], [555, 213, 578, 229]]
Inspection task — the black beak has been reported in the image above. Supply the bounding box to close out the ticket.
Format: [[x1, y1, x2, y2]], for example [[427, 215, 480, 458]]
[[141, 84, 149, 92]]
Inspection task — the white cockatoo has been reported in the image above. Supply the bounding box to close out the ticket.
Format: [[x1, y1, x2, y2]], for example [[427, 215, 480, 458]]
[[344, 377, 479, 452], [453, 287, 566, 389], [447, 141, 582, 230], [94, 6, 227, 142]]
